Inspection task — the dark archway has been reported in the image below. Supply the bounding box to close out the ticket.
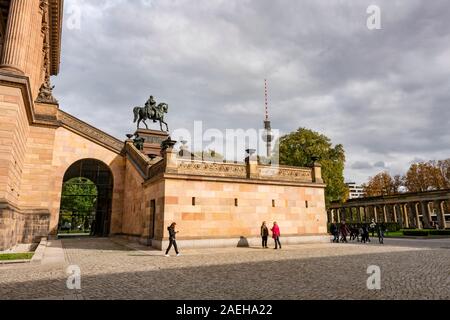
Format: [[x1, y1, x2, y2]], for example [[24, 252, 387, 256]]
[[58, 159, 113, 237]]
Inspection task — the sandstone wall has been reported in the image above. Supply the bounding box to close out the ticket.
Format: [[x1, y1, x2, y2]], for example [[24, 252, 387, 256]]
[[121, 157, 165, 242], [161, 178, 328, 241], [0, 86, 30, 204], [121, 158, 146, 237]]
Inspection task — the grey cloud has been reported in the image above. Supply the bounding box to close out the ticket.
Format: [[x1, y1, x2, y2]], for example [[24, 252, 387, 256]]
[[374, 161, 387, 168], [351, 161, 373, 170]]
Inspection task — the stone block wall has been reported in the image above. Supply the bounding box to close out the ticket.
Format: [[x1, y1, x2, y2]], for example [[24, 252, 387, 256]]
[[121, 157, 146, 237], [160, 178, 328, 242], [0, 86, 30, 205], [0, 203, 49, 251]]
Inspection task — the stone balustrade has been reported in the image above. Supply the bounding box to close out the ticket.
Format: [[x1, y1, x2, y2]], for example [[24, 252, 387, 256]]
[[173, 160, 247, 178], [257, 165, 313, 183], [137, 146, 320, 184]]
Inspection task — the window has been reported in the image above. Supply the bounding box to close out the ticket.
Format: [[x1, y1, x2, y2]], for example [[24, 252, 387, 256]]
[[235, 198, 238, 207], [305, 201, 309, 208], [272, 200, 276, 208], [192, 197, 196, 206]]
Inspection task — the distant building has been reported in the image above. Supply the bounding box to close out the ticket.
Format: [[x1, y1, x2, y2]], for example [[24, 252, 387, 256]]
[[346, 182, 364, 199]]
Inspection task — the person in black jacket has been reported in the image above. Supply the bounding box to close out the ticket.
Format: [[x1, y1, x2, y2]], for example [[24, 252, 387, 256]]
[[330, 223, 339, 243], [165, 222, 180, 257], [261, 221, 269, 248]]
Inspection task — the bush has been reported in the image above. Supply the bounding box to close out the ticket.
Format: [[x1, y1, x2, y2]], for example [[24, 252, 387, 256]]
[[429, 230, 450, 236], [402, 230, 450, 236], [403, 230, 430, 236], [384, 223, 402, 232]]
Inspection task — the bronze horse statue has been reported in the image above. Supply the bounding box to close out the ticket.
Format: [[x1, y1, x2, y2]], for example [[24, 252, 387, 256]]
[[133, 103, 169, 132]]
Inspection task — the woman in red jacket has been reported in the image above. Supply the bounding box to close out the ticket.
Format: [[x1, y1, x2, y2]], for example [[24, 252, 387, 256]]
[[271, 222, 282, 250]]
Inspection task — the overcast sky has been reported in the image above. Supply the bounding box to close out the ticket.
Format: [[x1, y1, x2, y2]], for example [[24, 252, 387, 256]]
[[53, 0, 450, 184]]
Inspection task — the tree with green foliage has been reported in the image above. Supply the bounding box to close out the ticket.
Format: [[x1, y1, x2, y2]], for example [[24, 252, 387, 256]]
[[61, 178, 98, 213], [278, 128, 347, 205], [60, 178, 98, 233]]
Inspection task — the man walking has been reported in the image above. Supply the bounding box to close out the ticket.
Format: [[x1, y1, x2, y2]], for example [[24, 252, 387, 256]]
[[165, 222, 181, 257], [378, 223, 386, 245]]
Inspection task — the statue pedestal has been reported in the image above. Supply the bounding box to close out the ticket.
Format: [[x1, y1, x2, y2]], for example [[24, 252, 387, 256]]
[[135, 129, 169, 157]]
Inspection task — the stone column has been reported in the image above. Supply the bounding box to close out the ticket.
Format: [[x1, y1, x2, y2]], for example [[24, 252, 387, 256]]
[[435, 200, 446, 230], [373, 206, 378, 223], [162, 138, 178, 169], [440, 201, 447, 229], [245, 149, 258, 179], [383, 205, 388, 223], [312, 161, 323, 183], [403, 204, 410, 229], [0, 0, 34, 74], [363, 206, 368, 222], [359, 207, 364, 222], [420, 201, 431, 229], [393, 204, 398, 223], [414, 202, 421, 229]]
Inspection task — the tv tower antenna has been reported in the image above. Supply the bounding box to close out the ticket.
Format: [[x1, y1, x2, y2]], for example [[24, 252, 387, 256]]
[[262, 79, 274, 158]]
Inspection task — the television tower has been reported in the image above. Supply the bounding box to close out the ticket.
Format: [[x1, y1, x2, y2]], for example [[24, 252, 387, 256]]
[[262, 79, 274, 158]]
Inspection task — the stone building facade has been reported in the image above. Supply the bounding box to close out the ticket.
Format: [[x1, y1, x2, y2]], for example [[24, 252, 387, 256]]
[[0, 0, 328, 251]]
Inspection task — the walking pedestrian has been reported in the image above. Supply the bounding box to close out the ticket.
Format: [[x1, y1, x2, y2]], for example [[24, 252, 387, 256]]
[[261, 221, 269, 249], [378, 223, 386, 244], [271, 222, 282, 250], [330, 223, 339, 243], [339, 221, 350, 243], [165, 222, 180, 257], [370, 219, 377, 237]]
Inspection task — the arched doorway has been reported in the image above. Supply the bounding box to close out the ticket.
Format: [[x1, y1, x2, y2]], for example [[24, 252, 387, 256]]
[[58, 159, 113, 237]]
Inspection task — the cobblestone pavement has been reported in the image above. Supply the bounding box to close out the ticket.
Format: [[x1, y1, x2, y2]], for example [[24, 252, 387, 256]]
[[0, 238, 448, 300]]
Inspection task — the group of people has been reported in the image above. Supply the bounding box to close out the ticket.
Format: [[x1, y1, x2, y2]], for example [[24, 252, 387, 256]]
[[164, 221, 283, 257], [330, 219, 387, 245], [260, 221, 282, 250]]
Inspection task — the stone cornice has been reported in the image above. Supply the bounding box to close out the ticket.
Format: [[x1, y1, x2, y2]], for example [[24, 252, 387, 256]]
[[48, 0, 63, 76], [0, 71, 35, 124], [58, 110, 125, 155]]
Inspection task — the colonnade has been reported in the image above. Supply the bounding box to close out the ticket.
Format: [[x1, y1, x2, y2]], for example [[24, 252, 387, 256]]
[[328, 199, 448, 230]]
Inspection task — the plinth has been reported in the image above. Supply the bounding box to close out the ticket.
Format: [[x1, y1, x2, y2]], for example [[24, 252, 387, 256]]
[[135, 129, 170, 157]]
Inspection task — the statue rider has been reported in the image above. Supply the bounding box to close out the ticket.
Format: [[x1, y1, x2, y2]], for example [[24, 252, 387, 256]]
[[145, 95, 158, 123]]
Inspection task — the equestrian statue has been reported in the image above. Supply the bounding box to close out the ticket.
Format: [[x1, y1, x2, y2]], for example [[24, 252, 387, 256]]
[[133, 95, 169, 132]]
